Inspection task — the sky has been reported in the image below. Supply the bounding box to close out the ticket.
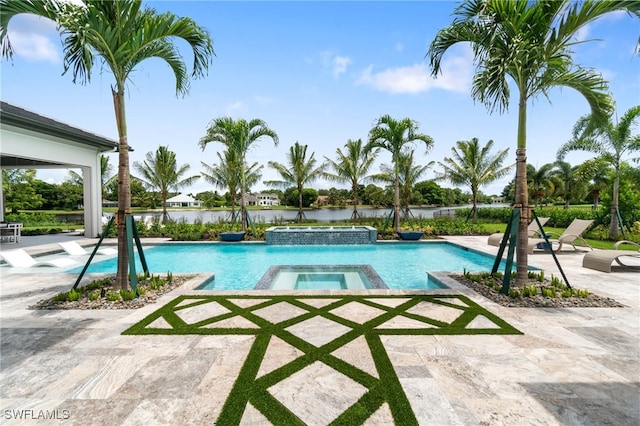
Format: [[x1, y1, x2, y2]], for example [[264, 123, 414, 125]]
[[1, 1, 639, 197]]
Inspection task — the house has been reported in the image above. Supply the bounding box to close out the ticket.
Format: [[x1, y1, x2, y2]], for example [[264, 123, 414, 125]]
[[247, 193, 280, 207], [165, 193, 202, 208], [316, 195, 330, 206], [0, 101, 118, 238]]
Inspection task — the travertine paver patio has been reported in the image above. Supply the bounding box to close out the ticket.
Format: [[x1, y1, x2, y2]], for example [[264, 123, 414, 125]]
[[0, 236, 638, 425]]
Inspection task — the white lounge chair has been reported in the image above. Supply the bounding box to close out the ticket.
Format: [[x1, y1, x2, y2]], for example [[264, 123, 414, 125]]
[[582, 240, 640, 273], [527, 218, 593, 254], [488, 217, 549, 247], [0, 249, 78, 268], [58, 241, 117, 256]]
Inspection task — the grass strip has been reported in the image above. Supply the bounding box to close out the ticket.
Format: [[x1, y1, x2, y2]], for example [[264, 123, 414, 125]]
[[122, 294, 521, 424]]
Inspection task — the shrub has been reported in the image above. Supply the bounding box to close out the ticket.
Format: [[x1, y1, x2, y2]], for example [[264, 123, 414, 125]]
[[53, 292, 69, 303], [541, 287, 557, 298], [574, 289, 590, 298], [67, 289, 81, 302], [105, 291, 121, 302], [120, 289, 136, 301], [4, 212, 59, 227]]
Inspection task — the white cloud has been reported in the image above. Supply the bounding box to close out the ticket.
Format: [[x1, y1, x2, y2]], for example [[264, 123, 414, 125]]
[[8, 31, 60, 63], [6, 15, 60, 63], [315, 49, 351, 78], [357, 64, 430, 94], [394, 42, 405, 53], [356, 45, 473, 94], [332, 56, 351, 77]]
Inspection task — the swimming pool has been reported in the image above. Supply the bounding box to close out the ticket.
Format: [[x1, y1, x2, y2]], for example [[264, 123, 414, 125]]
[[72, 242, 506, 291]]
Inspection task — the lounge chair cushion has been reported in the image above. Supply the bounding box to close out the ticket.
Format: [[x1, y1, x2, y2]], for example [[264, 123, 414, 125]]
[[487, 217, 549, 247], [582, 250, 640, 273], [0, 249, 78, 268], [58, 241, 117, 256], [582, 241, 640, 272]]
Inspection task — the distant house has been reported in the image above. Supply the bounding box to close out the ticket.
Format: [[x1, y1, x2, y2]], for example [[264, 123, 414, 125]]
[[165, 193, 202, 208], [491, 196, 505, 204], [247, 193, 280, 207], [316, 195, 329, 206]]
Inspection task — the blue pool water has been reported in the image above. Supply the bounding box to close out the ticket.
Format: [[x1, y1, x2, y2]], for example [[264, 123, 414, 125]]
[[72, 242, 506, 291]]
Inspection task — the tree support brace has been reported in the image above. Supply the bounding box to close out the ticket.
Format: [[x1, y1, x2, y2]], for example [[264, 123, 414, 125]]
[[73, 215, 149, 293], [491, 209, 571, 294]]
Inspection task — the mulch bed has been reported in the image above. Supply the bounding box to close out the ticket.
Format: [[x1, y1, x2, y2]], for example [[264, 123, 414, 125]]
[[451, 274, 625, 308]]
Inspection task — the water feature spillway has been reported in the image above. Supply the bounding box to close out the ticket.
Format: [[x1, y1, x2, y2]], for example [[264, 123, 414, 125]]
[[265, 226, 378, 245]]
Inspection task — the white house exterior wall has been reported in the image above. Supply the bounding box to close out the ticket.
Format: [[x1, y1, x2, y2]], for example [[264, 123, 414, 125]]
[[1, 125, 109, 237]]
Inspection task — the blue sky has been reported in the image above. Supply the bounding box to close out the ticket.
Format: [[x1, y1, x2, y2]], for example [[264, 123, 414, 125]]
[[2, 1, 639, 197]]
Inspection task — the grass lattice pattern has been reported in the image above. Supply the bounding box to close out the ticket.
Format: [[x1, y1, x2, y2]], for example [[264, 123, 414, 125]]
[[123, 295, 521, 424]]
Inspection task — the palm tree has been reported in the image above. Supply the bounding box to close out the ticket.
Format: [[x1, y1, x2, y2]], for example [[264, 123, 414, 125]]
[[557, 105, 640, 237], [436, 138, 512, 222], [199, 118, 278, 232], [575, 158, 610, 210], [427, 0, 638, 283], [551, 161, 585, 209], [323, 139, 380, 222], [367, 115, 434, 232], [265, 142, 326, 222], [201, 151, 263, 224], [133, 146, 200, 220], [373, 150, 434, 220], [201, 150, 241, 222], [527, 163, 556, 208], [1, 0, 215, 290]]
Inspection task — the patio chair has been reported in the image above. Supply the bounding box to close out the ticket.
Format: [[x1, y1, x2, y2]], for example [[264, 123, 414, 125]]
[[582, 240, 640, 273], [58, 241, 117, 256], [487, 217, 549, 247], [0, 249, 78, 268], [527, 218, 594, 254]]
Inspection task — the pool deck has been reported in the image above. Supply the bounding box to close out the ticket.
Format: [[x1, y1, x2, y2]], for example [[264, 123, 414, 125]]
[[0, 235, 638, 425]]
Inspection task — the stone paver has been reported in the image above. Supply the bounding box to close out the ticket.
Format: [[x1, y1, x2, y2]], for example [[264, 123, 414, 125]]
[[0, 236, 638, 425]]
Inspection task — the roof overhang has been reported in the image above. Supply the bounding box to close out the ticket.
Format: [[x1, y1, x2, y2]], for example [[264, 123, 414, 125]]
[[0, 101, 118, 152]]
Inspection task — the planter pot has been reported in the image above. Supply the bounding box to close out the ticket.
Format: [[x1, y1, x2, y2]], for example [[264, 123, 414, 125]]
[[397, 230, 424, 240], [220, 231, 246, 242]]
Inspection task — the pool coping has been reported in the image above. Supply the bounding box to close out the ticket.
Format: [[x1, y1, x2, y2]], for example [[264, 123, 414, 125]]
[[253, 264, 388, 290]]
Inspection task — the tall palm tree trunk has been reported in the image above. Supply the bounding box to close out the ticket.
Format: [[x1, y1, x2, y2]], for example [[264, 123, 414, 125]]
[[352, 183, 359, 223], [240, 173, 247, 232], [393, 174, 401, 232], [471, 186, 478, 222], [228, 188, 236, 223], [515, 95, 529, 284], [162, 189, 169, 221], [297, 185, 304, 223], [113, 88, 131, 291], [610, 175, 620, 238]]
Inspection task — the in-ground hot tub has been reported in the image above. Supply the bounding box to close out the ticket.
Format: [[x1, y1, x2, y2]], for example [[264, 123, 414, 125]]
[[265, 226, 377, 245], [254, 264, 388, 290]]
